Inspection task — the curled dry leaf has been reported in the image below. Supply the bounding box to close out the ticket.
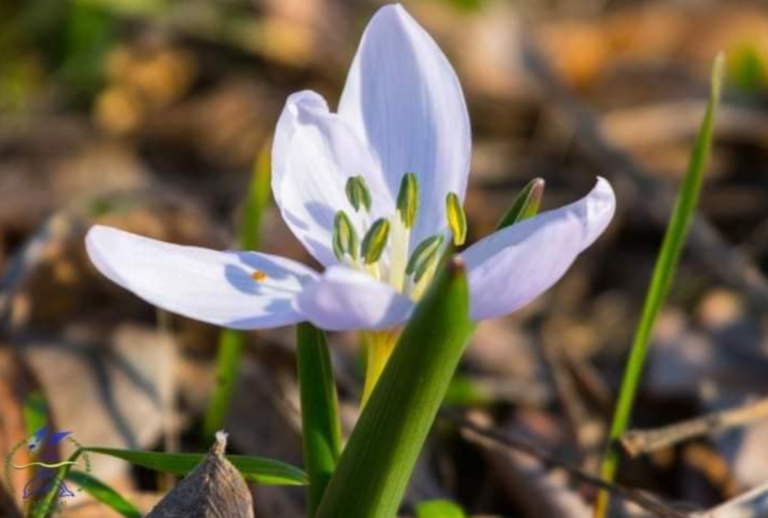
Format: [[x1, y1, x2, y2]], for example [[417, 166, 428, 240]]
[[147, 432, 254, 518]]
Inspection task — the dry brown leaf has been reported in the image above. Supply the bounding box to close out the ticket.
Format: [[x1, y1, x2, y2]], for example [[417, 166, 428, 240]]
[[0, 347, 50, 516]]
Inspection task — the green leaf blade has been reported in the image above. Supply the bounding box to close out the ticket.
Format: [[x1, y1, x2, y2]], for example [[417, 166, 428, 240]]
[[84, 448, 307, 486], [67, 471, 142, 518], [296, 323, 342, 516], [240, 144, 272, 252], [315, 257, 473, 518], [203, 328, 246, 442]]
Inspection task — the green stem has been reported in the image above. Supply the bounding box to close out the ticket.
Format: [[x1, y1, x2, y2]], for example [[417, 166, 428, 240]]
[[594, 54, 723, 518], [361, 331, 397, 407], [296, 323, 342, 517], [202, 329, 245, 440]]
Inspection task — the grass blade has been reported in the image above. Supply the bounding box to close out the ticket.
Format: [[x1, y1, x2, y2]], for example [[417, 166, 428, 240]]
[[67, 471, 142, 518], [32, 445, 306, 518], [31, 448, 89, 518], [202, 329, 246, 441], [296, 323, 342, 516], [202, 143, 272, 441], [594, 53, 724, 517], [23, 392, 49, 437], [240, 144, 272, 252], [315, 257, 473, 518], [416, 500, 467, 518], [84, 447, 307, 486], [495, 178, 545, 230]]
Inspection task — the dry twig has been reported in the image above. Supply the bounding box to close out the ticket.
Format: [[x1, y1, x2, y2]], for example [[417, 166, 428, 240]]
[[693, 480, 768, 518], [622, 397, 768, 457], [441, 410, 689, 518]]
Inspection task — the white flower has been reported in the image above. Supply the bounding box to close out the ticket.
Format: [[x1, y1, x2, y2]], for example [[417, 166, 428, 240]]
[[86, 4, 615, 332]]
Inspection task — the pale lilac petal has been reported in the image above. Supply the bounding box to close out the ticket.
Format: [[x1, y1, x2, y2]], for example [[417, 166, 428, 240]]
[[463, 178, 616, 320], [294, 266, 413, 331], [338, 4, 471, 246], [86, 225, 318, 329], [272, 91, 393, 268]]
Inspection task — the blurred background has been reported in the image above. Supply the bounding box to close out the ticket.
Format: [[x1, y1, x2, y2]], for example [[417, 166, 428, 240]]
[[2, 0, 768, 516]]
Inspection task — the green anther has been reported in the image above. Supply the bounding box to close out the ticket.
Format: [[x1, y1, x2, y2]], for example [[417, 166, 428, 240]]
[[333, 211, 359, 261], [361, 218, 390, 264], [445, 192, 467, 246], [495, 178, 545, 231], [406, 235, 444, 282], [345, 175, 372, 213], [396, 173, 419, 229]]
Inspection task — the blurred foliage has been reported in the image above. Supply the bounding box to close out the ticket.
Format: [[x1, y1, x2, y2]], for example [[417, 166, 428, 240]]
[[443, 0, 485, 13], [729, 41, 767, 93], [444, 375, 492, 407], [0, 0, 118, 109], [416, 499, 467, 518]]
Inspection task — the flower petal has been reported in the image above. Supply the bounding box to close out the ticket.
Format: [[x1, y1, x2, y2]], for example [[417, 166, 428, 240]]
[[272, 91, 392, 267], [86, 225, 319, 329], [462, 178, 616, 321], [338, 4, 471, 245], [294, 266, 413, 331]]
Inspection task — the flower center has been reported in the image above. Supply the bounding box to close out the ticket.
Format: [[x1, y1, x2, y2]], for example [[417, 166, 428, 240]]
[[332, 174, 467, 301]]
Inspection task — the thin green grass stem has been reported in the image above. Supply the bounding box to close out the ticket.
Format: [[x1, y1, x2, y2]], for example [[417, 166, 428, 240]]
[[594, 54, 724, 518], [202, 145, 271, 442]]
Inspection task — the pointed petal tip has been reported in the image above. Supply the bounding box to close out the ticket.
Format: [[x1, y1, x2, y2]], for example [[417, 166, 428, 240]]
[[583, 177, 617, 248], [593, 176, 615, 199], [339, 0, 471, 245], [373, 3, 408, 19], [86, 224, 112, 244], [365, 4, 421, 47], [463, 177, 616, 321]]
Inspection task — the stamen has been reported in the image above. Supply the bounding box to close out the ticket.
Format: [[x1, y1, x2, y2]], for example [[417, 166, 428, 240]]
[[446, 192, 467, 246], [396, 173, 419, 229], [333, 211, 359, 262], [410, 256, 441, 301], [345, 175, 372, 213], [389, 173, 419, 292], [361, 218, 390, 265], [406, 235, 444, 282], [251, 270, 268, 282]]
